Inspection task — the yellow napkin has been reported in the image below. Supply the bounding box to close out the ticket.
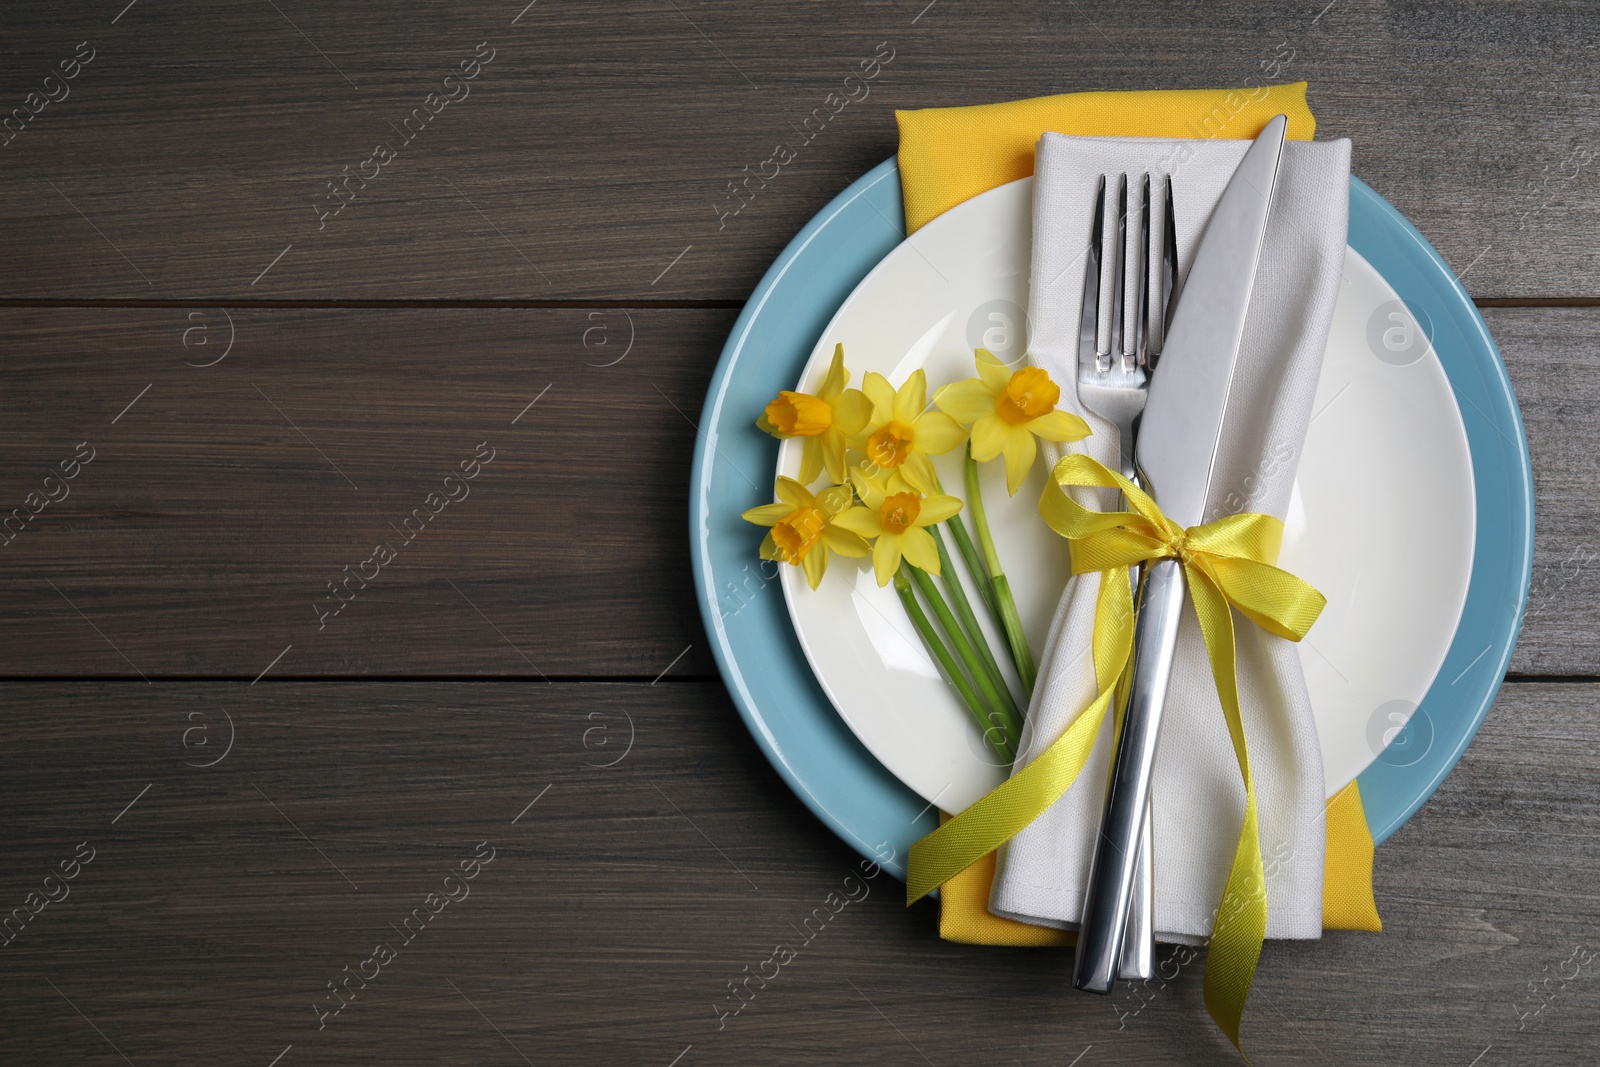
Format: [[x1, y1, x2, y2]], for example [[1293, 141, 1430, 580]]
[[895, 82, 1382, 943], [897, 82, 1317, 233]]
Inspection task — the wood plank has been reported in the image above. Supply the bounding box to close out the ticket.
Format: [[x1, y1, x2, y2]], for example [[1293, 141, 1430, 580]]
[[0, 305, 1594, 677], [1493, 307, 1600, 676], [1, 1, 1599, 301], [0, 306, 734, 678], [0, 678, 1595, 1065]]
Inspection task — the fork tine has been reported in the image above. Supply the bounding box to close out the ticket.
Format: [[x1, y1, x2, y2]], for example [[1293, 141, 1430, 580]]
[[1078, 175, 1105, 376], [1134, 173, 1151, 371], [1108, 175, 1127, 368]]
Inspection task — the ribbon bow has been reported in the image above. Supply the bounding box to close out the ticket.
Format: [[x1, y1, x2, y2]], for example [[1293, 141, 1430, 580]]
[[906, 453, 1326, 1056]]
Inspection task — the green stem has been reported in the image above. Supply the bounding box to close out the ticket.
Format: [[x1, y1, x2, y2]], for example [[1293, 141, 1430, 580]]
[[931, 467, 998, 620], [992, 573, 1035, 695], [907, 564, 1022, 752], [965, 444, 1038, 695], [929, 524, 1022, 729], [963, 444, 1001, 578], [893, 568, 1015, 764], [943, 512, 998, 617]]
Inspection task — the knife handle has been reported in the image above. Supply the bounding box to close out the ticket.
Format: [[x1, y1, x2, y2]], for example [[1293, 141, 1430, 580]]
[[1071, 557, 1186, 994], [1117, 562, 1154, 981], [1117, 792, 1155, 980]]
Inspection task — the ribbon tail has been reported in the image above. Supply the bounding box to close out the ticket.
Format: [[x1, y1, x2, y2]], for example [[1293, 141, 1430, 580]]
[[1188, 564, 1267, 1058], [1205, 790, 1266, 1058], [906, 687, 1115, 905]]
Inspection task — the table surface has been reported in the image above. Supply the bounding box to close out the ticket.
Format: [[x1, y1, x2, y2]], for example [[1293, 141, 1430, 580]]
[[3, 3, 1598, 1064]]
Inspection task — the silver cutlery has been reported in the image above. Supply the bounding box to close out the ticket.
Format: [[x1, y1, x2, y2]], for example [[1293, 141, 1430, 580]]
[[1072, 114, 1289, 994], [1074, 169, 1179, 981]]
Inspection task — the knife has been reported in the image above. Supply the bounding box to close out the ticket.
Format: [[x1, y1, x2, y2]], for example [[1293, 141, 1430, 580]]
[[1071, 114, 1289, 994]]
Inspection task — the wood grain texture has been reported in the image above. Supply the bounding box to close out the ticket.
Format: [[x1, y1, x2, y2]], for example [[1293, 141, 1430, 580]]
[[0, 305, 1594, 677], [0, 679, 1595, 1065], [1491, 308, 1600, 677], [1, 0, 1599, 301], [0, 306, 732, 679]]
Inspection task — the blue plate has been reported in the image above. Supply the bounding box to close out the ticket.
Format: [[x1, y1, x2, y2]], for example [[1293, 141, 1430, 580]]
[[690, 159, 1532, 878]]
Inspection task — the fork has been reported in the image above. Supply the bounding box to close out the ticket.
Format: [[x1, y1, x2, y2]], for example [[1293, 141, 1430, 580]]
[[1075, 171, 1178, 981]]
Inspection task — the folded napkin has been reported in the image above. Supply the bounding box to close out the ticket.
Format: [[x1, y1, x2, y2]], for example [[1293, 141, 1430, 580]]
[[990, 129, 1352, 942], [895, 85, 1381, 943]]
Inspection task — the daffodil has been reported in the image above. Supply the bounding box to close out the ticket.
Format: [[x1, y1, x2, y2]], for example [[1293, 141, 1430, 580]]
[[834, 468, 962, 587], [741, 476, 868, 589], [757, 344, 873, 485], [853, 369, 968, 493], [933, 349, 1091, 494]]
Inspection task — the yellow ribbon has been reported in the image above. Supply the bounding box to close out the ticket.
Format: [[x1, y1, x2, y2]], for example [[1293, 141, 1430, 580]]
[[907, 453, 1326, 1056]]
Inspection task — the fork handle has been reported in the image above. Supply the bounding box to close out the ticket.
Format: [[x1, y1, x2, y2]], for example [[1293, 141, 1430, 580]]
[[1072, 558, 1185, 993]]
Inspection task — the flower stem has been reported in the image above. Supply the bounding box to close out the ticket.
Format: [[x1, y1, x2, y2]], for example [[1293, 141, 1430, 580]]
[[930, 468, 998, 617], [893, 568, 1015, 764], [929, 524, 1023, 728], [943, 513, 998, 617], [965, 444, 1037, 695], [907, 564, 1022, 753]]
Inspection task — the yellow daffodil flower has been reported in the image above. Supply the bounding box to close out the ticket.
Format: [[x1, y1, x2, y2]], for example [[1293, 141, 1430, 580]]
[[933, 348, 1091, 494], [834, 468, 963, 587], [854, 369, 968, 493], [741, 476, 869, 589], [757, 344, 873, 485]]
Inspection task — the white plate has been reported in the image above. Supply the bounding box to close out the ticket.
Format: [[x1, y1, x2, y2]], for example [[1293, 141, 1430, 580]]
[[775, 177, 1475, 815]]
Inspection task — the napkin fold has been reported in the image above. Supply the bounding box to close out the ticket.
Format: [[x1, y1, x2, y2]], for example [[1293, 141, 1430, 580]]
[[895, 85, 1381, 942]]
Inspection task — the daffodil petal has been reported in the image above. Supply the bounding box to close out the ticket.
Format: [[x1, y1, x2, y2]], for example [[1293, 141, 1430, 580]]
[[900, 451, 938, 494], [816, 483, 854, 516], [901, 526, 940, 574], [1028, 409, 1093, 442], [934, 379, 999, 425], [913, 411, 968, 455], [821, 430, 849, 484], [774, 476, 814, 509], [798, 439, 823, 485], [975, 348, 1012, 391], [886, 471, 924, 498], [872, 534, 903, 586], [850, 466, 886, 509], [1003, 427, 1038, 495], [834, 388, 873, 436], [862, 373, 897, 423], [819, 343, 847, 399], [970, 415, 1009, 463], [915, 493, 963, 525], [741, 502, 793, 526], [822, 525, 870, 557], [802, 543, 828, 589], [833, 506, 884, 538], [756, 412, 783, 438], [759, 531, 781, 560], [895, 370, 928, 425]]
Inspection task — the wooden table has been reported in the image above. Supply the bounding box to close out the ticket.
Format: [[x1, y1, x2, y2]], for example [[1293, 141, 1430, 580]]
[[3, 3, 1597, 1063]]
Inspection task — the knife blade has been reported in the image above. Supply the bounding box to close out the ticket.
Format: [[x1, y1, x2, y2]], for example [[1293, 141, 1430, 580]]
[[1071, 113, 1288, 994]]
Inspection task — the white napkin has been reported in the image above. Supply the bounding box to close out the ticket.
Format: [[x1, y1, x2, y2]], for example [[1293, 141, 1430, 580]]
[[989, 132, 1352, 941]]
